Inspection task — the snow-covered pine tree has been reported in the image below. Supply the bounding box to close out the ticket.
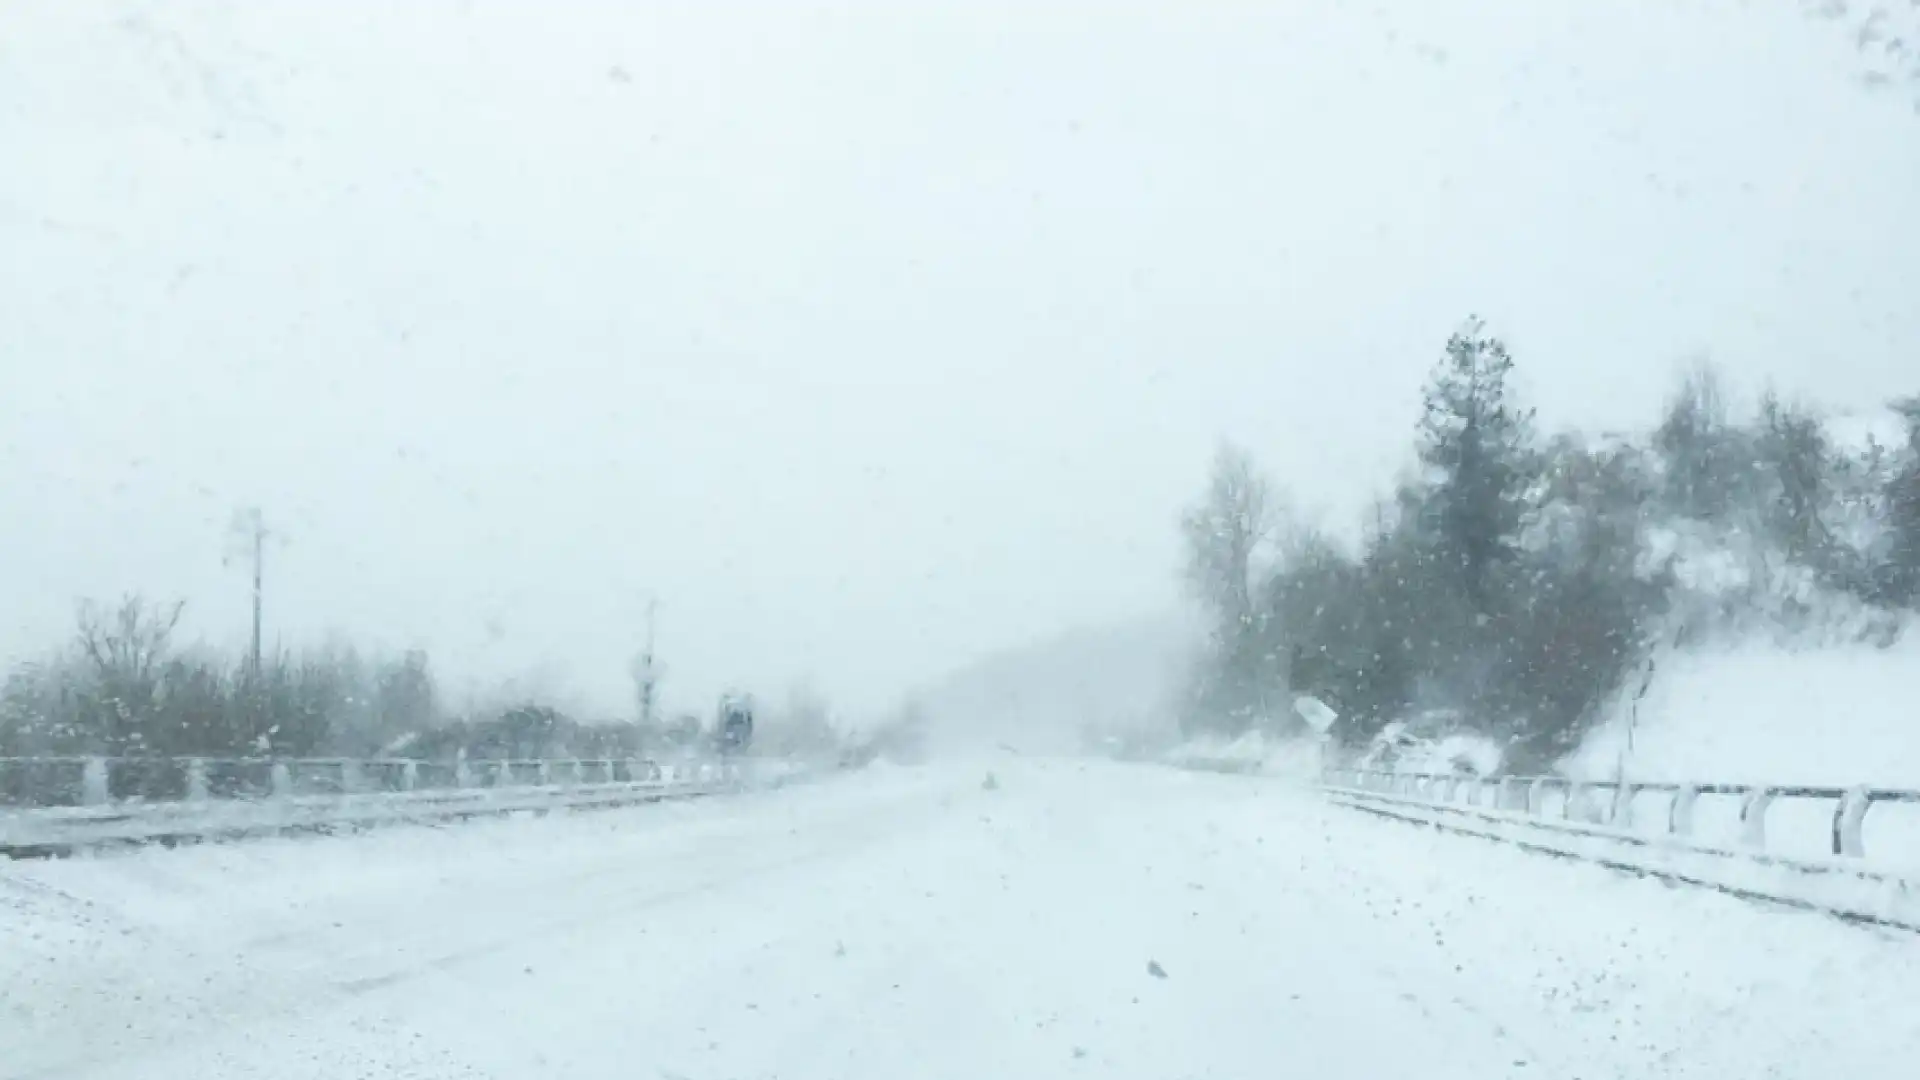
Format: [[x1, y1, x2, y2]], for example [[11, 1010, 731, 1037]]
[[1412, 317, 1538, 615]]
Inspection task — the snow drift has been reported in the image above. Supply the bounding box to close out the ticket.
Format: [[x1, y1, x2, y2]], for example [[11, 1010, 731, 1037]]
[[1569, 630, 1920, 787]]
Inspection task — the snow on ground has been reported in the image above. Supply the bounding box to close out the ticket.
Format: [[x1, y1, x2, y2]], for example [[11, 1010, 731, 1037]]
[[1163, 730, 1325, 779], [5, 760, 1918, 1079], [1571, 633, 1920, 787]]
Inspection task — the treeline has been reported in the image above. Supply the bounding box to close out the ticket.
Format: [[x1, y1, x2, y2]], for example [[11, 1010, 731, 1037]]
[[1180, 319, 1920, 772], [0, 597, 437, 759], [0, 596, 834, 762]]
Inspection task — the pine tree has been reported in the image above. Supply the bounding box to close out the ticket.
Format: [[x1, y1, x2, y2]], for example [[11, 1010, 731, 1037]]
[[1412, 318, 1537, 613]]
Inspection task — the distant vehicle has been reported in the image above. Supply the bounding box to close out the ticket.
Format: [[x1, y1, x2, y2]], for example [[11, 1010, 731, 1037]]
[[716, 693, 754, 756]]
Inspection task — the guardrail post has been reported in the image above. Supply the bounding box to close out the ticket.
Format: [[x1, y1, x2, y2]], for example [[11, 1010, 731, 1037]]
[[339, 760, 362, 795], [1739, 787, 1775, 850], [1526, 778, 1550, 816], [186, 758, 210, 801], [401, 761, 418, 791], [82, 757, 111, 805], [496, 760, 514, 788], [270, 761, 293, 797], [1498, 776, 1520, 811], [1611, 783, 1637, 829], [1833, 787, 1871, 858], [538, 760, 553, 786], [454, 751, 471, 788], [1669, 785, 1699, 837]]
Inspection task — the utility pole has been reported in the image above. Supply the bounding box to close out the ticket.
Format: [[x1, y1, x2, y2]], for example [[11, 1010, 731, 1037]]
[[1616, 654, 1657, 787], [226, 507, 269, 679], [632, 597, 660, 727], [249, 513, 264, 676]]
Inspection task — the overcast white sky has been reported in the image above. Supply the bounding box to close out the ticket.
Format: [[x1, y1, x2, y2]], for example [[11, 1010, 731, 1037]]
[[2, 0, 1916, 719]]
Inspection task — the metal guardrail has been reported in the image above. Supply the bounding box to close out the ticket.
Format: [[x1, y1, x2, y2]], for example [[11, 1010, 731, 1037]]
[[0, 755, 787, 856], [1321, 767, 1920, 863], [1322, 767, 1920, 932], [0, 755, 686, 808]]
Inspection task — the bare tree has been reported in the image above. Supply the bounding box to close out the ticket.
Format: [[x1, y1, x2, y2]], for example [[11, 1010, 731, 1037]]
[[1180, 443, 1288, 733], [1180, 442, 1276, 636], [1655, 361, 1746, 521], [1756, 389, 1835, 568], [74, 595, 185, 754]]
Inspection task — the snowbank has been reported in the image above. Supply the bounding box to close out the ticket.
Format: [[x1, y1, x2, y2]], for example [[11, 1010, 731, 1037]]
[[1568, 631, 1920, 787], [1387, 730, 1506, 777], [1645, 517, 1906, 648], [1164, 731, 1323, 780]]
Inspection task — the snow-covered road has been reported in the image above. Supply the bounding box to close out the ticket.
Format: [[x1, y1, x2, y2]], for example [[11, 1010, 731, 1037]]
[[5, 760, 1917, 1079]]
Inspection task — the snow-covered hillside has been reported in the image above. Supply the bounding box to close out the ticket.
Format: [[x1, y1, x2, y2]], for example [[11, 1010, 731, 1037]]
[[1569, 632, 1920, 787], [1559, 400, 1920, 787]]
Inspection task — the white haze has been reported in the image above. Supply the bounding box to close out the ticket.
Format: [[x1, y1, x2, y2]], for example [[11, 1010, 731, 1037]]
[[914, 610, 1204, 756], [2, 0, 1916, 718]]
